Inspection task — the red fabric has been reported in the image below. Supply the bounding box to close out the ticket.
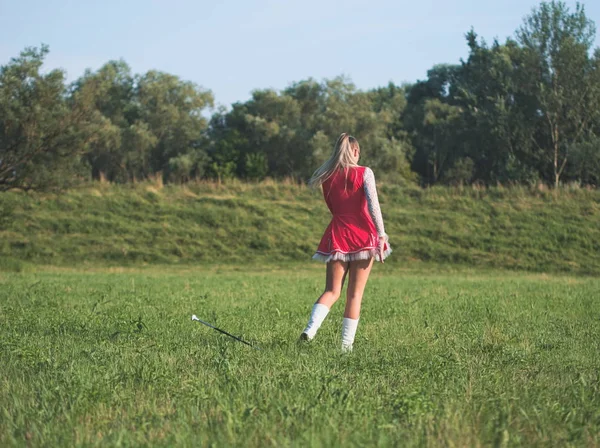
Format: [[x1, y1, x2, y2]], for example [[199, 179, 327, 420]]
[[315, 166, 387, 258]]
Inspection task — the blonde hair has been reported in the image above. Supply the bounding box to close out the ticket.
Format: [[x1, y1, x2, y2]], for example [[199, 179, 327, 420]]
[[309, 133, 360, 187]]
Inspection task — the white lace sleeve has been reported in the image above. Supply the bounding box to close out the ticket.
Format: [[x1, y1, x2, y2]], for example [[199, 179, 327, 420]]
[[363, 167, 387, 238]]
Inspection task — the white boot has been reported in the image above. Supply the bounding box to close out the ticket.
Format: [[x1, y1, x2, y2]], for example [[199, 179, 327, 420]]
[[300, 303, 330, 341], [341, 318, 359, 352]]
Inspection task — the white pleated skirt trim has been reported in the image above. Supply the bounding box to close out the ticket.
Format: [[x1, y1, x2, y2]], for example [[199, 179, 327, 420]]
[[312, 246, 392, 263]]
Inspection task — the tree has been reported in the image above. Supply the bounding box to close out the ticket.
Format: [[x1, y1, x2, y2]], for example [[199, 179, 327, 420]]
[[72, 65, 214, 182], [136, 70, 214, 178], [404, 64, 463, 184], [517, 1, 600, 187], [208, 77, 414, 182], [0, 45, 92, 190], [71, 60, 137, 181], [568, 135, 600, 185], [422, 98, 463, 183], [455, 33, 541, 184]]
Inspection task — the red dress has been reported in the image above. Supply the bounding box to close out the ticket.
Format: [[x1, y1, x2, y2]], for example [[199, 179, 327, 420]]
[[313, 166, 391, 262]]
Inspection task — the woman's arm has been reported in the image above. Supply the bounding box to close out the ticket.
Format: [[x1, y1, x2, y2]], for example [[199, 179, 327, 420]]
[[363, 167, 387, 239]]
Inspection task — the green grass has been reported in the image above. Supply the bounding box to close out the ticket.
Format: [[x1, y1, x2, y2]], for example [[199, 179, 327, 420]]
[[1, 180, 600, 274], [1, 266, 599, 446]]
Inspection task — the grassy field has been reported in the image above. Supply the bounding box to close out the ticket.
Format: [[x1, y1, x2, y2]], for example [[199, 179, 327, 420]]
[[1, 180, 600, 274], [1, 265, 599, 446]]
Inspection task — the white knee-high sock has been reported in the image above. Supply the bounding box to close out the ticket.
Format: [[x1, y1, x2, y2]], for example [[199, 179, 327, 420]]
[[341, 318, 359, 352], [302, 303, 330, 340]]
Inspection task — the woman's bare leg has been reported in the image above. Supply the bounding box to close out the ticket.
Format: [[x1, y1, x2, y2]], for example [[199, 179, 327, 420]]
[[344, 258, 374, 319], [341, 258, 374, 351], [317, 260, 349, 308], [301, 261, 348, 340]]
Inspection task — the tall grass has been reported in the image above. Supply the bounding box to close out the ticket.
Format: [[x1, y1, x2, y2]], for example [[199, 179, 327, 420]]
[[1, 180, 599, 274]]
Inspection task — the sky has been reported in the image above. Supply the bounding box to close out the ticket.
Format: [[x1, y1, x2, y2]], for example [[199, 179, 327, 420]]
[[1, 0, 599, 109]]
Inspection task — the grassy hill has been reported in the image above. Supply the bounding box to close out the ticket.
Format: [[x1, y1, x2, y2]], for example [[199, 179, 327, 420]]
[[1, 180, 599, 274]]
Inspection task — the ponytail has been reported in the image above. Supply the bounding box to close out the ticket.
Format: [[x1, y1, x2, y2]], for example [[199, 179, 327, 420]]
[[309, 133, 360, 188]]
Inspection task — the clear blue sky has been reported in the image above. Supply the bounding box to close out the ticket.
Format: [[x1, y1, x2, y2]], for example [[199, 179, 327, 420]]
[[1, 0, 599, 109]]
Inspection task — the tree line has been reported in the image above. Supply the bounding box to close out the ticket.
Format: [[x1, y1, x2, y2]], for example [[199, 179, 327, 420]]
[[1, 1, 599, 191]]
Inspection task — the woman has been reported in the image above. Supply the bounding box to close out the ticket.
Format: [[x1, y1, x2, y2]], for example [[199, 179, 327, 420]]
[[300, 133, 391, 352]]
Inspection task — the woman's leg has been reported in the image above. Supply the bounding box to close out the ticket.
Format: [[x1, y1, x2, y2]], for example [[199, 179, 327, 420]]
[[301, 260, 348, 340], [344, 258, 374, 318], [317, 260, 349, 308], [341, 257, 374, 351]]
